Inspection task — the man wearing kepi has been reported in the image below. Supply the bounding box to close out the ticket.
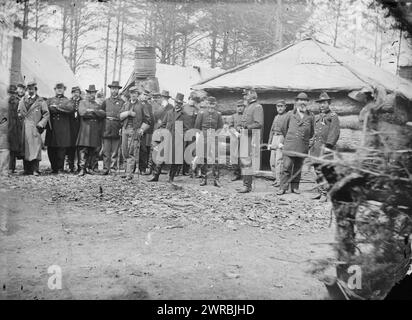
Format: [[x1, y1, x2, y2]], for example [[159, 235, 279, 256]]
[[268, 99, 288, 187], [120, 86, 151, 180], [45, 83, 74, 174], [101, 81, 124, 175], [66, 86, 82, 173], [237, 88, 263, 193], [310, 92, 340, 201], [17, 81, 50, 176], [277, 92, 314, 195], [76, 85, 106, 176]]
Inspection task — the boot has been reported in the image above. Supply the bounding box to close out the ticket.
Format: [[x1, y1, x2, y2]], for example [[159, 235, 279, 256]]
[[78, 169, 87, 176], [214, 179, 221, 187], [231, 175, 242, 181], [200, 178, 207, 186], [311, 193, 322, 200], [238, 175, 252, 193], [148, 174, 159, 182], [237, 186, 251, 193], [276, 189, 287, 195], [291, 189, 300, 194]]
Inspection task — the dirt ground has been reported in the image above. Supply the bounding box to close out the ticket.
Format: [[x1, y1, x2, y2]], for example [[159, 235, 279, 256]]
[[0, 158, 335, 300]]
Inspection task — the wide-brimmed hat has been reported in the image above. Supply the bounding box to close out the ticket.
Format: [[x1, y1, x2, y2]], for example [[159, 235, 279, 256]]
[[275, 99, 286, 106], [315, 92, 332, 102], [54, 82, 66, 90], [108, 80, 122, 89], [160, 90, 170, 98], [85, 84, 98, 93], [174, 93, 185, 104], [295, 92, 309, 101], [71, 86, 81, 93], [27, 81, 37, 88], [8, 84, 17, 94], [17, 83, 26, 89]]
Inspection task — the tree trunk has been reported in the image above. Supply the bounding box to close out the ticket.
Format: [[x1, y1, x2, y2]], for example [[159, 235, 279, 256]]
[[112, 1, 121, 81], [22, 0, 29, 39], [104, 11, 112, 97], [118, 7, 125, 83], [333, 0, 342, 47], [69, 2, 74, 70], [61, 4, 67, 55], [34, 0, 39, 41], [396, 30, 402, 75], [275, 0, 283, 49], [210, 28, 217, 68]]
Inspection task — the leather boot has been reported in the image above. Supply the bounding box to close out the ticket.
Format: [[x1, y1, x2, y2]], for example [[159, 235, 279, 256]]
[[214, 179, 221, 187], [200, 177, 207, 186], [78, 169, 87, 177]]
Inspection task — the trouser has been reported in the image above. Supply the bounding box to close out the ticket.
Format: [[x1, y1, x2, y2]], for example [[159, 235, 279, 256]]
[[0, 149, 10, 175], [102, 138, 120, 172], [66, 146, 80, 171], [279, 155, 304, 191], [313, 163, 327, 195], [201, 162, 220, 181], [78, 146, 97, 171], [23, 159, 39, 174], [269, 135, 284, 181], [122, 127, 140, 177], [47, 147, 66, 172], [90, 146, 100, 170], [152, 163, 180, 180], [138, 144, 150, 172], [9, 151, 19, 172]]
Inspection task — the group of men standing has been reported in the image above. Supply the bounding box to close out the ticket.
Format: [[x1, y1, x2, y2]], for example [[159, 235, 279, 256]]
[[6, 80, 340, 198]]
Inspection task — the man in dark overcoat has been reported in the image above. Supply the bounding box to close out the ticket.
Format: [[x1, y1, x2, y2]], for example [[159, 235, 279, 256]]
[[45, 83, 74, 174], [66, 86, 82, 173], [7, 84, 24, 173]]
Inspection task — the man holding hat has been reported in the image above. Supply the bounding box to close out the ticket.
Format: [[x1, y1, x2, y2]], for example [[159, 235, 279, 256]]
[[119, 86, 151, 180], [310, 92, 340, 201], [149, 92, 193, 183], [66, 86, 82, 173], [277, 92, 314, 195], [45, 83, 74, 174], [101, 81, 124, 175], [7, 84, 24, 174], [17, 81, 50, 176], [76, 84, 106, 176], [237, 87, 264, 193], [268, 99, 289, 186]]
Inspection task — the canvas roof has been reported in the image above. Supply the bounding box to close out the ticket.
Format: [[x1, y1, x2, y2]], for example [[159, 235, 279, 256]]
[[193, 38, 412, 101], [123, 63, 221, 98], [21, 39, 79, 97]]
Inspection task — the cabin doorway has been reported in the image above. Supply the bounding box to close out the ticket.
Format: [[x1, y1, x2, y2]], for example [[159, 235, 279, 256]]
[[261, 103, 294, 170]]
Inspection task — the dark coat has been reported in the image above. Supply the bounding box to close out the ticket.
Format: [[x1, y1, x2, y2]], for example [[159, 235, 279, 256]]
[[120, 100, 152, 139], [69, 97, 81, 147], [182, 103, 199, 128], [101, 96, 124, 139], [310, 110, 340, 157], [76, 99, 106, 148], [154, 103, 174, 130], [241, 101, 264, 131], [8, 94, 24, 154], [18, 95, 50, 161], [142, 101, 155, 146], [283, 109, 315, 156], [268, 112, 289, 145], [45, 95, 74, 148], [194, 109, 224, 159]]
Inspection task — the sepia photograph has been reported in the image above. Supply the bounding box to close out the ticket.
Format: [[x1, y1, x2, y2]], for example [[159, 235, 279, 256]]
[[0, 0, 411, 306]]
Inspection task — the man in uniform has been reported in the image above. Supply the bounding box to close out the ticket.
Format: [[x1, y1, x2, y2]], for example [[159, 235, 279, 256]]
[[66, 86, 82, 173], [139, 89, 155, 175], [268, 99, 289, 187], [45, 83, 74, 174], [310, 92, 340, 201], [76, 85, 106, 176], [230, 99, 246, 181], [148, 93, 193, 183], [7, 84, 24, 174], [277, 92, 315, 195], [237, 88, 264, 193], [119, 86, 151, 180], [101, 81, 124, 175], [17, 81, 50, 176], [195, 96, 223, 187]]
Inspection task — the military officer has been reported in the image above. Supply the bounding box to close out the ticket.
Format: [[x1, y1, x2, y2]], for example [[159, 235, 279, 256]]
[[76, 85, 106, 176], [237, 88, 264, 193], [7, 84, 24, 174], [310, 92, 340, 201], [17, 81, 50, 176], [277, 92, 315, 195], [268, 99, 289, 187], [66, 86, 82, 173], [139, 89, 155, 175], [230, 99, 246, 181], [45, 83, 74, 174], [194, 96, 224, 187], [119, 86, 151, 180], [101, 81, 124, 175]]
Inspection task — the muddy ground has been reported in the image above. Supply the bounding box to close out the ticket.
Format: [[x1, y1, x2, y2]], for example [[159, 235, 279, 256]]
[[0, 159, 335, 300]]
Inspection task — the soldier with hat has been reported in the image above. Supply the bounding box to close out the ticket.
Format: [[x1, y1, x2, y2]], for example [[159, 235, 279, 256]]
[[100, 80, 124, 175], [230, 99, 246, 181], [268, 99, 289, 186], [237, 88, 264, 193], [149, 93, 193, 183], [119, 86, 151, 180], [45, 83, 74, 174], [76, 85, 106, 176], [7, 84, 24, 174], [17, 81, 50, 176], [277, 92, 314, 195], [138, 88, 155, 175], [65, 86, 82, 172], [310, 92, 340, 201], [194, 96, 224, 187]]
